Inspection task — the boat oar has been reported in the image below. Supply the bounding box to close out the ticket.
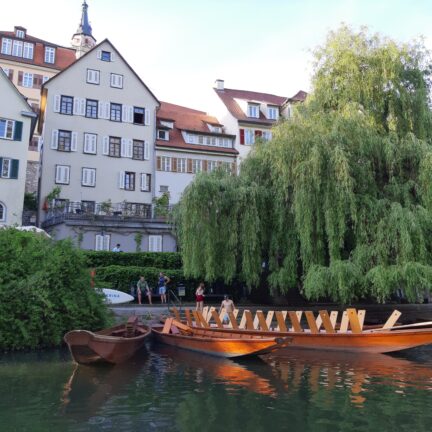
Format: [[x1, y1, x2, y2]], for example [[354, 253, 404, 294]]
[[366, 321, 432, 332]]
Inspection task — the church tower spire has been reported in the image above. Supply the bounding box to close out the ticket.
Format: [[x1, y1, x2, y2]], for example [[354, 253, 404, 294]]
[[71, 1, 96, 59]]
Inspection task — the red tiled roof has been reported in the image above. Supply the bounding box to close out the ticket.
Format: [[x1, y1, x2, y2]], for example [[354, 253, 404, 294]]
[[0, 31, 76, 71], [156, 102, 237, 155], [287, 90, 308, 103]]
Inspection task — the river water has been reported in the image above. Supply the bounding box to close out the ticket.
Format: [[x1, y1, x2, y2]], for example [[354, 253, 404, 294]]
[[1, 343, 432, 431]]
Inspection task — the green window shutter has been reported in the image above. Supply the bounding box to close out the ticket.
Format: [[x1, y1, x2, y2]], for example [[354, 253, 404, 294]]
[[10, 159, 19, 179], [13, 121, 23, 141]]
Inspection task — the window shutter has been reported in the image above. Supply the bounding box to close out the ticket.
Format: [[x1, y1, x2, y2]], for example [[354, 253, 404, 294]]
[[8, 69, 14, 80], [86, 69, 92, 82], [187, 159, 193, 173], [239, 129, 245, 145], [144, 141, 150, 160], [71, 132, 78, 151], [18, 71, 23, 86], [95, 235, 102, 251], [122, 105, 128, 122], [172, 158, 178, 172], [111, 52, 116, 62], [121, 138, 127, 157], [92, 134, 97, 154], [96, 50, 102, 59], [98, 101, 104, 118], [73, 97, 80, 115], [80, 98, 86, 116], [149, 236, 155, 252], [10, 159, 19, 179], [118, 171, 125, 189], [128, 106, 134, 123], [84, 133, 90, 152], [53, 95, 61, 113], [51, 130, 59, 149], [103, 235, 110, 251], [104, 102, 110, 119], [63, 166, 70, 184], [127, 139, 133, 158], [156, 156, 161, 170], [82, 168, 88, 185], [90, 169, 96, 186], [144, 109, 150, 126], [13, 121, 23, 141], [55, 166, 61, 183], [157, 236, 162, 252], [202, 160, 207, 172], [102, 136, 109, 155], [141, 173, 150, 191]]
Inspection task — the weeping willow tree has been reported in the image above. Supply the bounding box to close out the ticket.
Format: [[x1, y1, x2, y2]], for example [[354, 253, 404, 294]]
[[175, 25, 432, 303]]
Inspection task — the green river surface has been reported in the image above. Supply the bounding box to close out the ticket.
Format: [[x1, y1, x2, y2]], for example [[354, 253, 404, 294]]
[[1, 342, 432, 432]]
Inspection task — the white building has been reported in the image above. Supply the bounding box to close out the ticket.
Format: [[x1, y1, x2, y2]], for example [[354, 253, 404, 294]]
[[38, 39, 175, 252], [155, 102, 237, 204], [212, 79, 307, 164], [0, 69, 37, 225]]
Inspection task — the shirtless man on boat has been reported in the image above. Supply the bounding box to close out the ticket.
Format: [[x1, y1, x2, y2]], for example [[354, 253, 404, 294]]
[[219, 295, 235, 324]]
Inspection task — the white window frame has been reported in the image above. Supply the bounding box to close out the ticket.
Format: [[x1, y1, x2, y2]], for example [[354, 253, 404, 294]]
[[267, 106, 279, 120], [149, 235, 162, 252], [12, 40, 23, 57], [192, 159, 202, 174], [81, 168, 96, 187], [55, 165, 70, 185], [22, 72, 33, 88], [83, 133, 97, 154], [95, 234, 110, 251], [140, 173, 151, 192], [177, 158, 187, 173], [207, 160, 217, 172], [23, 42, 34, 59], [157, 130, 169, 140], [110, 73, 123, 88], [247, 104, 259, 118], [86, 69, 100, 85], [161, 156, 172, 172], [0, 119, 15, 139], [245, 129, 255, 145], [1, 38, 12, 55], [44, 46, 55, 64], [16, 30, 25, 38]]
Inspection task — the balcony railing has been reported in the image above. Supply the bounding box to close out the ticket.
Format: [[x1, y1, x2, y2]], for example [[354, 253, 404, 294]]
[[42, 200, 173, 227]]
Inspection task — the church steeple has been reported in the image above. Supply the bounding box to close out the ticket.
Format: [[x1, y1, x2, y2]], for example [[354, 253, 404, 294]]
[[71, 1, 96, 59]]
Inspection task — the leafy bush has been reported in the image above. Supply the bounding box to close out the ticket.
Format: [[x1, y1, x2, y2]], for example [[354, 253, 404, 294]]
[[83, 251, 182, 269], [0, 228, 111, 351]]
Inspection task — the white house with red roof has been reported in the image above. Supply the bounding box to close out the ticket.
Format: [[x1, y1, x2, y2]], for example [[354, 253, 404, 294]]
[[212, 79, 306, 164], [155, 102, 238, 204]]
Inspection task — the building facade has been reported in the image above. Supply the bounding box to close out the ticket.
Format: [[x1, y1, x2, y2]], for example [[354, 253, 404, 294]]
[[38, 39, 175, 252], [155, 102, 238, 204], [0, 69, 37, 225], [213, 79, 307, 164]]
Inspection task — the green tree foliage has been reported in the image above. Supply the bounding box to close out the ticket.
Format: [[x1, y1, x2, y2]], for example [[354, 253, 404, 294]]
[[175, 26, 432, 303], [0, 228, 110, 350]]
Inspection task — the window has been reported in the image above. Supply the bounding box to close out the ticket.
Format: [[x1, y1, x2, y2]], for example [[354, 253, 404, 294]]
[[0, 119, 14, 139], [12, 40, 23, 57], [58, 130, 72, 152], [101, 51, 111, 61], [140, 173, 151, 192], [1, 158, 11, 178], [83, 133, 97, 154], [60, 96, 73, 115], [0, 202, 5, 222], [124, 172, 135, 191], [160, 121, 174, 129], [110, 103, 122, 122], [16, 29, 25, 38], [133, 107, 145, 124], [95, 234, 110, 251], [86, 69, 100, 84], [161, 156, 172, 172], [109, 137, 121, 157], [192, 159, 202, 174], [262, 131, 272, 141], [160, 185, 169, 193], [245, 129, 254, 145], [82, 168, 96, 187], [267, 106, 278, 120], [23, 42, 34, 59], [177, 158, 187, 173], [208, 124, 222, 133], [1, 38, 12, 55], [86, 99, 98, 119], [43, 76, 49, 84], [132, 140, 144, 160], [81, 200, 96, 214], [110, 73, 123, 88], [45, 47, 55, 64], [207, 160, 217, 172], [22, 72, 33, 88], [157, 130, 169, 140], [247, 104, 259, 118], [149, 235, 162, 252], [55, 165, 70, 184]]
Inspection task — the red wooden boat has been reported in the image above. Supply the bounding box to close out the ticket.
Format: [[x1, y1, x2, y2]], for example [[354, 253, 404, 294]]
[[152, 318, 291, 358], [64, 316, 150, 365]]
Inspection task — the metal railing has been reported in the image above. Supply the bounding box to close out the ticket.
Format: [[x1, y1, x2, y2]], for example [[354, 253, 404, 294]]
[[168, 289, 183, 314]]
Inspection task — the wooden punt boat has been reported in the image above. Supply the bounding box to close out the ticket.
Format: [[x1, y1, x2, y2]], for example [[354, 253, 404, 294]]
[[152, 318, 291, 358], [172, 307, 432, 354], [64, 316, 150, 365]]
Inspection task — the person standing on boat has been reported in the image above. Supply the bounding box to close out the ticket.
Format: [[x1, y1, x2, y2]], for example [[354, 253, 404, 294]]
[[158, 272, 170, 304], [219, 295, 235, 324], [195, 282, 205, 311], [137, 275, 151, 305]]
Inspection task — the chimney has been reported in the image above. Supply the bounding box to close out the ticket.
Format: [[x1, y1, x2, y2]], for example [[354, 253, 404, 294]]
[[214, 79, 224, 91]]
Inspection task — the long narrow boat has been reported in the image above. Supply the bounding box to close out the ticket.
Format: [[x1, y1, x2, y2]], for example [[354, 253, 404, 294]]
[[173, 308, 432, 354], [64, 316, 150, 365], [152, 318, 291, 358]]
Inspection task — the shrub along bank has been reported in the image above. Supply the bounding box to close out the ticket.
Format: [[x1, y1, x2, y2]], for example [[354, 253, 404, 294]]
[[0, 228, 111, 351]]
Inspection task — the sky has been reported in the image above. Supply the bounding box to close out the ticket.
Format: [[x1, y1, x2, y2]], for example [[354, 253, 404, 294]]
[[1, 0, 432, 113]]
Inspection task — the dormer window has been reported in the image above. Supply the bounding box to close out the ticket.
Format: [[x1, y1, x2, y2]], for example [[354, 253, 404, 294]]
[[267, 106, 279, 120], [16, 29, 25, 38], [247, 104, 259, 118], [160, 121, 174, 129], [44, 46, 55, 64], [157, 130, 169, 141], [208, 124, 222, 133]]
